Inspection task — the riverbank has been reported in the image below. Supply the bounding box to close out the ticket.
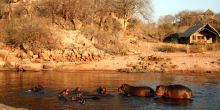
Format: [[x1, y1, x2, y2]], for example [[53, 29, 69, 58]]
[[0, 41, 220, 73], [58, 51, 220, 73], [1, 51, 220, 74], [0, 104, 27, 110]]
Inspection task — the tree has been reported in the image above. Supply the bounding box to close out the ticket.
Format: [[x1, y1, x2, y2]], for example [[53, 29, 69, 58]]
[[0, 0, 5, 18], [215, 13, 220, 32], [175, 10, 203, 27], [158, 15, 176, 41], [113, 0, 152, 29]]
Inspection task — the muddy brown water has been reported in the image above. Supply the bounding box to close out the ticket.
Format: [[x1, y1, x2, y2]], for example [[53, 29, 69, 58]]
[[0, 71, 219, 110]]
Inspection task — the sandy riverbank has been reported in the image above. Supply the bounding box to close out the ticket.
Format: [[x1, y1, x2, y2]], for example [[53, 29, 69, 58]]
[[58, 51, 220, 73], [0, 104, 27, 110], [0, 42, 220, 73]]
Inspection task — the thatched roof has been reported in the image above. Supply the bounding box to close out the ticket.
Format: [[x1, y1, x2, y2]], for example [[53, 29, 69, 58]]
[[181, 24, 220, 37]]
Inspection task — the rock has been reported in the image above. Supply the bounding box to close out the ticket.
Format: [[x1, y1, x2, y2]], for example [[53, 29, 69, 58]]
[[20, 51, 28, 59], [0, 50, 9, 61], [3, 61, 15, 68], [0, 61, 5, 67], [32, 55, 38, 59], [82, 51, 89, 58], [9, 0, 20, 3], [42, 62, 56, 70], [72, 19, 83, 30], [63, 49, 73, 57], [39, 52, 50, 61], [19, 63, 43, 71], [51, 54, 64, 62], [27, 50, 34, 57], [20, 43, 29, 51]]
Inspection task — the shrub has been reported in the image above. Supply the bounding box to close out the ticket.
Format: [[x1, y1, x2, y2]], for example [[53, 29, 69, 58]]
[[5, 18, 61, 53], [103, 18, 123, 32], [92, 31, 128, 55], [163, 33, 180, 43], [157, 45, 186, 53], [127, 18, 140, 29], [189, 45, 205, 53], [206, 43, 220, 51]]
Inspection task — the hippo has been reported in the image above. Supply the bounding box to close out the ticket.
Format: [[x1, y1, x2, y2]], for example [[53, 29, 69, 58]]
[[71, 92, 86, 104], [94, 86, 113, 97], [118, 84, 155, 97], [58, 87, 86, 104], [96, 87, 107, 95], [155, 85, 192, 99], [28, 85, 44, 93]]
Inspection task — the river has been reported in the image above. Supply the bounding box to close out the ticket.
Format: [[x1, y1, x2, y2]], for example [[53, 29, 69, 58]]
[[0, 71, 219, 110]]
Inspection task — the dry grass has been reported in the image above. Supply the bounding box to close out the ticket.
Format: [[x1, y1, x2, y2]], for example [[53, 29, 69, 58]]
[[206, 43, 220, 51], [189, 45, 206, 53], [4, 18, 61, 53], [81, 25, 129, 55], [92, 31, 128, 55], [157, 45, 187, 53], [188, 44, 220, 53], [156, 43, 220, 54]]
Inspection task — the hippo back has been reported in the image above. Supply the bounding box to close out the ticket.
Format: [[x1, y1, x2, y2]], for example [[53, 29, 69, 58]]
[[165, 85, 192, 99], [127, 86, 155, 97]]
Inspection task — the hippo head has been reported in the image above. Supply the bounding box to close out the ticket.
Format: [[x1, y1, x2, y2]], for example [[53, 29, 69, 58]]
[[118, 84, 129, 93], [156, 85, 166, 97], [74, 87, 81, 92], [37, 85, 44, 90], [97, 87, 107, 94], [63, 89, 70, 95]]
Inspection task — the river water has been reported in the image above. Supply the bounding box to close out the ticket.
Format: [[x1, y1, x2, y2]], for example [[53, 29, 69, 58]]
[[0, 71, 219, 110]]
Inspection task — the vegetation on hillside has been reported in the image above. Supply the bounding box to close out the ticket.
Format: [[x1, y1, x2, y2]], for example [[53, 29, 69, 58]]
[[0, 0, 220, 55], [0, 0, 153, 54]]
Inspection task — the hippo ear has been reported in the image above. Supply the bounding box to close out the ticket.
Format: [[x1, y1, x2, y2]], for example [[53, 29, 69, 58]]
[[156, 85, 160, 90]]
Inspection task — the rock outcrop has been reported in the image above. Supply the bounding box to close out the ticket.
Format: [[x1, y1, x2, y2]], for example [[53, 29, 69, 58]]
[[0, 30, 105, 71]]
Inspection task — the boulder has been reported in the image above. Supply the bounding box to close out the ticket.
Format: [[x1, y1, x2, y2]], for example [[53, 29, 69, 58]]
[[32, 55, 38, 59], [3, 61, 15, 68], [0, 50, 9, 61], [9, 0, 20, 3], [20, 51, 28, 59], [27, 50, 34, 57], [19, 63, 43, 71], [82, 51, 89, 58], [42, 62, 56, 70], [39, 52, 50, 61]]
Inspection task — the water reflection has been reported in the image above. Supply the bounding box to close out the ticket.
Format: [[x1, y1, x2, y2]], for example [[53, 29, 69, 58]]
[[154, 98, 192, 106], [0, 71, 219, 110]]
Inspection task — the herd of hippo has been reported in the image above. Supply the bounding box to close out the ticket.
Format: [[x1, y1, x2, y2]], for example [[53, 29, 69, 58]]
[[27, 84, 192, 105]]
